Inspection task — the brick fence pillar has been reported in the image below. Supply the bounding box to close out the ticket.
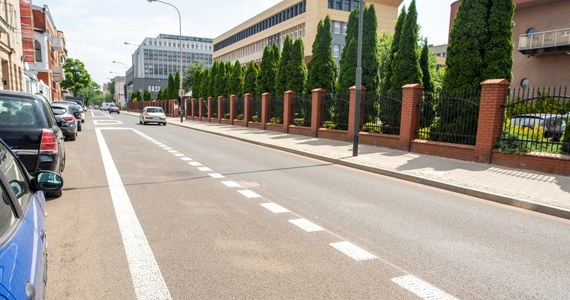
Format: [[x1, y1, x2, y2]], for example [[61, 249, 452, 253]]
[[229, 95, 237, 125], [217, 96, 225, 123], [311, 89, 326, 137], [399, 84, 423, 151], [184, 98, 191, 119], [475, 79, 510, 163], [284, 91, 295, 132], [348, 85, 366, 141], [244, 93, 253, 125], [261, 93, 271, 129]]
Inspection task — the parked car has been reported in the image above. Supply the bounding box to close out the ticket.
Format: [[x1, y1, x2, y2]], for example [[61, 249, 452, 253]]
[[0, 137, 63, 300], [63, 102, 83, 132], [139, 106, 167, 125], [101, 102, 114, 111], [62, 101, 85, 123], [510, 113, 567, 140], [108, 105, 120, 114], [0, 91, 65, 197], [51, 103, 79, 141]]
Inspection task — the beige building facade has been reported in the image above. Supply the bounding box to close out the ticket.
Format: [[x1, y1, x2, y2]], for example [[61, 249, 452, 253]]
[[214, 0, 403, 64], [0, 0, 24, 92]]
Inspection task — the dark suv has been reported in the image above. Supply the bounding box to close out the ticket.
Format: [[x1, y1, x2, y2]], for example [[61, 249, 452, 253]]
[[0, 91, 65, 197]]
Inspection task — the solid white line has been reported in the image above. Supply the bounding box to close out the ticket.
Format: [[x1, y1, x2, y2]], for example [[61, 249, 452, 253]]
[[391, 275, 457, 300], [198, 167, 213, 172], [238, 190, 262, 199], [208, 173, 225, 179], [261, 203, 290, 214], [329, 241, 377, 261], [289, 219, 324, 232], [96, 128, 172, 299], [222, 181, 242, 188]]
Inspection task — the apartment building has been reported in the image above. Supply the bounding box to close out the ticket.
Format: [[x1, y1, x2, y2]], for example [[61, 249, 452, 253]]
[[450, 0, 570, 88], [20, 3, 66, 101], [126, 34, 213, 100], [0, 0, 24, 92], [213, 0, 403, 64]]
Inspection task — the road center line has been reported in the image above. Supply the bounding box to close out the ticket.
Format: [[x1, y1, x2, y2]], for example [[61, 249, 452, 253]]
[[96, 128, 172, 300], [391, 275, 458, 300]]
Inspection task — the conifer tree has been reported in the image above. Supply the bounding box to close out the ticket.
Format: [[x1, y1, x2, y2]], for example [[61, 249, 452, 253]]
[[362, 5, 380, 96], [391, 0, 422, 90], [243, 62, 259, 95], [482, 0, 515, 81], [174, 71, 181, 98], [443, 0, 488, 91], [257, 46, 277, 95], [288, 39, 307, 95], [337, 38, 357, 97], [209, 61, 219, 98], [382, 6, 406, 92], [228, 61, 244, 97], [275, 36, 293, 96], [420, 39, 434, 93], [215, 62, 228, 98], [156, 89, 163, 101], [167, 74, 174, 99], [307, 16, 337, 94]]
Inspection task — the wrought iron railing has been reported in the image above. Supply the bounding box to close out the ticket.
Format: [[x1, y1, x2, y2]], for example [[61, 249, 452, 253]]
[[321, 94, 349, 130], [293, 94, 312, 126], [364, 90, 402, 135], [519, 28, 570, 51]]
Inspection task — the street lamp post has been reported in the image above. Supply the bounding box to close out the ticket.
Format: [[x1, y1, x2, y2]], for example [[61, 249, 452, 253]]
[[124, 42, 145, 110], [352, 0, 364, 157], [112, 60, 129, 109], [147, 0, 184, 123]]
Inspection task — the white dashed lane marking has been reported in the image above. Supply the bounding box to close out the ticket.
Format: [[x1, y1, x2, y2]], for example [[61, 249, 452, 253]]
[[222, 181, 242, 188], [180, 157, 193, 161], [238, 190, 262, 199], [198, 167, 213, 172], [391, 275, 458, 300], [329, 241, 377, 261], [208, 173, 225, 179], [289, 219, 324, 232], [189, 162, 202, 167], [261, 203, 290, 214]]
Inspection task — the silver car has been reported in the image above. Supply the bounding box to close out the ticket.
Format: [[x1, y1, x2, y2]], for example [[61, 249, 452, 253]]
[[139, 106, 167, 126]]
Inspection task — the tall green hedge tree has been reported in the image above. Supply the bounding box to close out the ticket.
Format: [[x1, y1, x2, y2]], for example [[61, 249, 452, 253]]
[[482, 0, 515, 81], [382, 6, 406, 92], [228, 61, 244, 97], [307, 16, 337, 94], [362, 5, 380, 96], [288, 39, 307, 95], [243, 62, 259, 95], [391, 0, 422, 91], [275, 36, 293, 96], [257, 46, 278, 95]]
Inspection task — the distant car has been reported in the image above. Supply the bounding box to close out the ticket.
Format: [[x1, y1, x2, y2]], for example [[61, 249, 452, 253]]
[[108, 105, 120, 114], [510, 113, 567, 140], [0, 91, 65, 197], [101, 102, 114, 111], [94, 104, 100, 109], [0, 137, 63, 300], [51, 103, 78, 141], [139, 106, 166, 125]]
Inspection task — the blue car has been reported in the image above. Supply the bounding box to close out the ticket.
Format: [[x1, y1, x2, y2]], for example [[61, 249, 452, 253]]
[[0, 139, 63, 299]]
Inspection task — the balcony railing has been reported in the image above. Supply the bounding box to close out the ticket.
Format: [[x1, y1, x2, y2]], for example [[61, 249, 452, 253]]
[[519, 28, 570, 55]]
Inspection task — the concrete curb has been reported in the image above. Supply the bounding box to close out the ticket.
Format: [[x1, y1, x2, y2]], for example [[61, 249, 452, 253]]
[[154, 115, 570, 220]]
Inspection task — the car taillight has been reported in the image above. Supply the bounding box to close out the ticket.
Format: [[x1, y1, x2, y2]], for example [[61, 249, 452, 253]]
[[76, 115, 81, 119], [40, 129, 57, 153], [63, 116, 74, 122]]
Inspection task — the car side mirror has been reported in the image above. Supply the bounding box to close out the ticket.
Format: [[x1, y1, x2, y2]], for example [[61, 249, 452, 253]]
[[33, 171, 63, 191]]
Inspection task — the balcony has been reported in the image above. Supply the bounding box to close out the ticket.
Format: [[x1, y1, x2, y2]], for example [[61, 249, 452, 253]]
[[52, 37, 64, 52], [518, 28, 570, 56]]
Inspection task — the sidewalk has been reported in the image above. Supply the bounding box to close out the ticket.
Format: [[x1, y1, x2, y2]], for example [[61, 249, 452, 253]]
[[137, 112, 570, 220]]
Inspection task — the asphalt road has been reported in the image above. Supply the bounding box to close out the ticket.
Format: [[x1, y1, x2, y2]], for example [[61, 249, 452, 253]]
[[45, 110, 570, 299]]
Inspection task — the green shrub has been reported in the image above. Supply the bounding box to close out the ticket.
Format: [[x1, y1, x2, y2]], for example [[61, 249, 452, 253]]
[[237, 114, 244, 120], [322, 120, 336, 129], [293, 118, 305, 126], [224, 113, 230, 119], [252, 115, 259, 122], [362, 122, 381, 133], [270, 117, 282, 124]]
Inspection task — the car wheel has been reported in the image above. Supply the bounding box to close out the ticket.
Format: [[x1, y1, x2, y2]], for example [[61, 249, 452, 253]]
[[118, 112, 120, 114], [163, 122, 166, 126], [139, 120, 142, 124], [78, 125, 82, 132], [82, 120, 85, 123], [69, 133, 76, 141]]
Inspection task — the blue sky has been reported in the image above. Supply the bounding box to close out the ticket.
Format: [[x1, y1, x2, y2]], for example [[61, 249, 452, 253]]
[[40, 0, 454, 86]]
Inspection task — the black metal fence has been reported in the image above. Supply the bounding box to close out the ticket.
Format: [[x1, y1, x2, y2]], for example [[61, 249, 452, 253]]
[[364, 90, 402, 135], [251, 96, 262, 122], [202, 100, 209, 118], [293, 94, 312, 126], [271, 96, 284, 124], [418, 90, 481, 145], [211, 99, 218, 118], [499, 87, 570, 154], [192, 101, 199, 118], [224, 98, 230, 118], [235, 98, 244, 120], [322, 94, 349, 130]]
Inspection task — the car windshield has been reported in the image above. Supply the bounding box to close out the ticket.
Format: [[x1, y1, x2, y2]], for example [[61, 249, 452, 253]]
[[147, 108, 164, 113], [0, 98, 38, 126], [51, 106, 67, 115]]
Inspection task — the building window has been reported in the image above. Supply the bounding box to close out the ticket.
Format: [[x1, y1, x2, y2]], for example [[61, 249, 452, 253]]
[[343, 0, 350, 11], [35, 40, 42, 62], [520, 78, 530, 88], [333, 44, 340, 58], [526, 28, 536, 35], [333, 21, 341, 34], [328, 0, 333, 9], [342, 23, 347, 35]]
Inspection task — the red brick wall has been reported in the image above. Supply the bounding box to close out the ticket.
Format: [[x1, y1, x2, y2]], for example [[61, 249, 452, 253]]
[[411, 140, 476, 161], [492, 151, 570, 176], [288, 126, 313, 137]]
